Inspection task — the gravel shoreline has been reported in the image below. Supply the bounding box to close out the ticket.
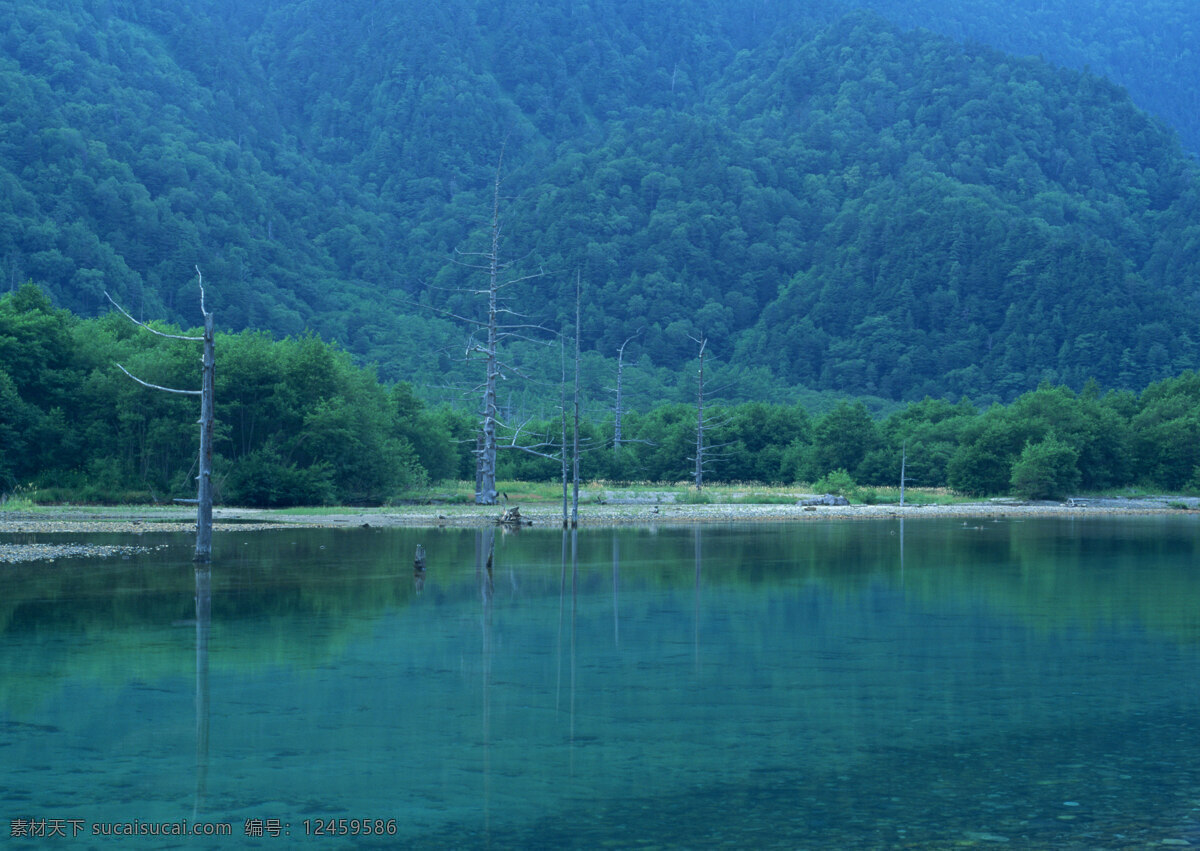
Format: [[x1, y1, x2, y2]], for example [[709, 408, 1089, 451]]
[[3, 499, 1195, 564], [3, 496, 1197, 533]]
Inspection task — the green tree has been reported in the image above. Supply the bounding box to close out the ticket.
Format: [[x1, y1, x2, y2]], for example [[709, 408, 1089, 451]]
[[1010, 435, 1081, 500], [803, 400, 880, 482]]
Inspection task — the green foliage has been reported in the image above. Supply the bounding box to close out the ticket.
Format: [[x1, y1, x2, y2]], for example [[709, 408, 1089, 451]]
[[1010, 436, 1082, 501], [9, 281, 1200, 503], [804, 402, 880, 482], [1, 3, 1199, 406], [1129, 372, 1200, 490], [812, 469, 857, 497], [221, 445, 337, 508], [7, 0, 1200, 499], [0, 285, 459, 506]]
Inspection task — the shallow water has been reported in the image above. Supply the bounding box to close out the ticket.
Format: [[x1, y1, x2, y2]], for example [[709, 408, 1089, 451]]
[[1, 517, 1199, 848]]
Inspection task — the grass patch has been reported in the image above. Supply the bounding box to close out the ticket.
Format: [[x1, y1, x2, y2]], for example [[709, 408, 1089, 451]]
[[729, 494, 797, 505], [1, 483, 162, 510]]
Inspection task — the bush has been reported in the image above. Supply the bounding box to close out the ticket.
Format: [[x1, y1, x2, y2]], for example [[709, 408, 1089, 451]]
[[1010, 436, 1081, 500], [812, 468, 856, 497], [222, 446, 337, 507]]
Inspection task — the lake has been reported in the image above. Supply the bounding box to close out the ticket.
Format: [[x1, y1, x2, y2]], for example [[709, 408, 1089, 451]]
[[1, 517, 1199, 848]]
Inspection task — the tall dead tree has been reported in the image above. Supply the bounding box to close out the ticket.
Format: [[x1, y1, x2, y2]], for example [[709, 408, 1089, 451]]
[[108, 267, 214, 561], [692, 335, 708, 489], [687, 334, 732, 490], [428, 149, 550, 505], [475, 160, 504, 506], [571, 271, 582, 527], [560, 326, 570, 526], [612, 330, 640, 456]]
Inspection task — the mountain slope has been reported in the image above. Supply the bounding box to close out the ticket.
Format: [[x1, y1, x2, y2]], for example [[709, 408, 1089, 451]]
[[1, 0, 1197, 405]]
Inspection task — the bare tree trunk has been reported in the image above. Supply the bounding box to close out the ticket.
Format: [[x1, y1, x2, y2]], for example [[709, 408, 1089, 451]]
[[899, 442, 907, 507], [475, 432, 484, 503], [613, 332, 637, 455], [195, 309, 215, 561], [571, 271, 581, 528], [694, 337, 707, 490], [561, 327, 569, 527], [429, 147, 551, 496], [477, 162, 503, 506], [108, 266, 214, 562]]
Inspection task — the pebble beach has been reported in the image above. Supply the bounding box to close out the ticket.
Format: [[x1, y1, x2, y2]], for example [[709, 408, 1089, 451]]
[[2, 495, 1196, 564]]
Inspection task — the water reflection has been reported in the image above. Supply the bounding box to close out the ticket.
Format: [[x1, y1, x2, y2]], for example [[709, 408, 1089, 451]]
[[476, 528, 494, 838], [693, 525, 702, 672], [611, 536, 620, 648], [193, 565, 210, 820], [1, 519, 1199, 848], [413, 543, 426, 595]]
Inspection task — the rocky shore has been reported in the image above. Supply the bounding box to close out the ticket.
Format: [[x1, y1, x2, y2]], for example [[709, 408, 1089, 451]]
[[273, 495, 1200, 528], [0, 515, 304, 564], [3, 498, 1195, 564], [2, 493, 1196, 549]]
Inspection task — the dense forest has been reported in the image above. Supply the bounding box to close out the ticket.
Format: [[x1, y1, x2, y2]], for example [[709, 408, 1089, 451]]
[[4, 287, 1200, 505], [2, 0, 1199, 412]]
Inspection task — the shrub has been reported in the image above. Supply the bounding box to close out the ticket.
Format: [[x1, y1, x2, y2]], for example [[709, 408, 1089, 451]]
[[1010, 435, 1081, 500], [813, 468, 856, 497], [222, 446, 337, 507]]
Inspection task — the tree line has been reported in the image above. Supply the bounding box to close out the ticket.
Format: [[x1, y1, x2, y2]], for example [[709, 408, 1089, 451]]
[[4, 284, 1200, 506]]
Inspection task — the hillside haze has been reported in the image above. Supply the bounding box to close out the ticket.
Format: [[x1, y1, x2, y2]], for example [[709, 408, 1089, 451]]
[[2, 0, 1198, 405]]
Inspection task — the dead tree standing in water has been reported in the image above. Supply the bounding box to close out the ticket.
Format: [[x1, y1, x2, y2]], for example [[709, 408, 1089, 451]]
[[108, 267, 215, 561], [691, 335, 708, 490], [428, 149, 548, 505]]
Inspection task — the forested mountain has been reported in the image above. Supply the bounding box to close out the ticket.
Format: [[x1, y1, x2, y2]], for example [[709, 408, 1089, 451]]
[[2, 0, 1198, 408]]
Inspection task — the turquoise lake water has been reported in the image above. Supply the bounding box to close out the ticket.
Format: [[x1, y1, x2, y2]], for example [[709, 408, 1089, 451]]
[[2, 517, 1199, 848]]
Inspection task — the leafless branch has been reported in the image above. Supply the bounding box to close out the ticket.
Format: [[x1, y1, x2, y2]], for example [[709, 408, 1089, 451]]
[[115, 363, 201, 396], [105, 292, 203, 341], [501, 444, 561, 461], [195, 266, 210, 318]]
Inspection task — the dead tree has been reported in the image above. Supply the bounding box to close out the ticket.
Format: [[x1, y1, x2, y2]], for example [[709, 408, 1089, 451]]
[[422, 149, 550, 505], [107, 267, 214, 561], [687, 334, 731, 490], [557, 274, 586, 528], [571, 271, 582, 527], [560, 325, 570, 526], [612, 330, 640, 456], [692, 335, 708, 489]]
